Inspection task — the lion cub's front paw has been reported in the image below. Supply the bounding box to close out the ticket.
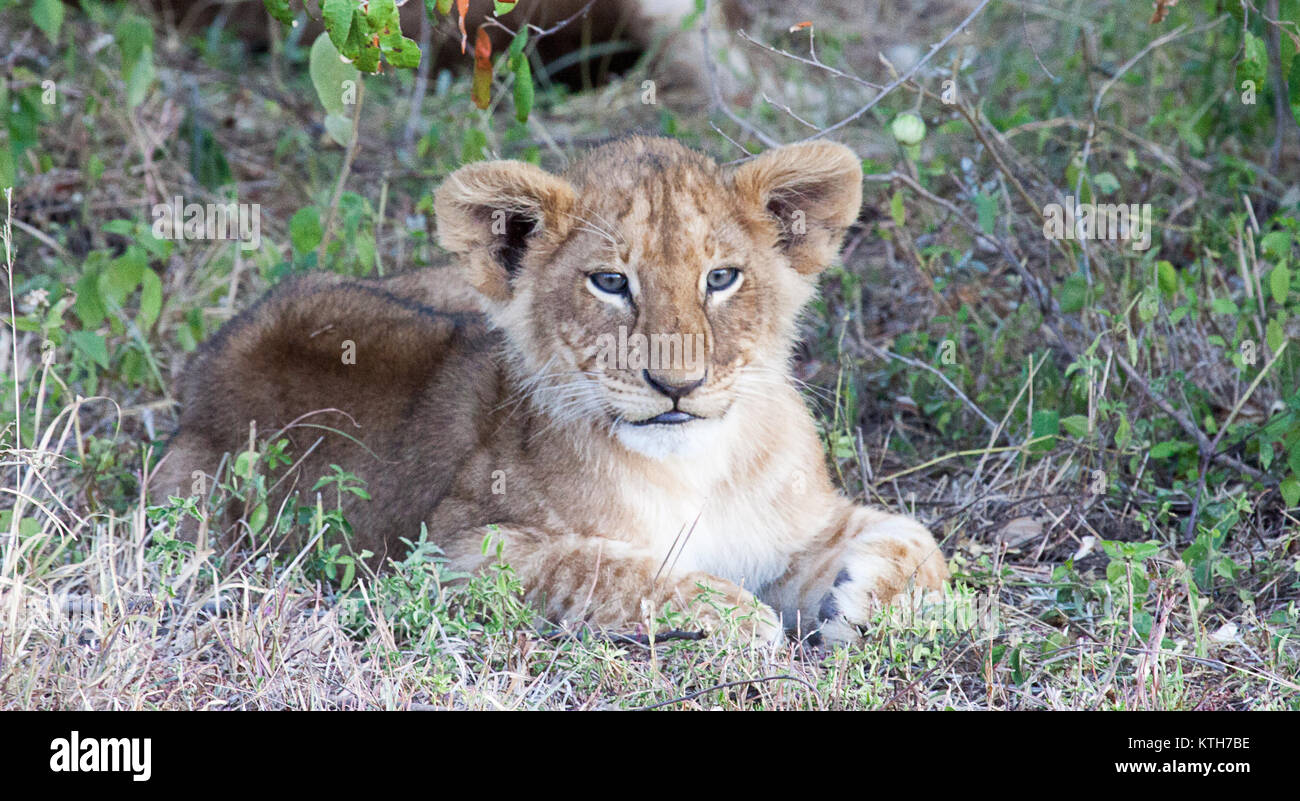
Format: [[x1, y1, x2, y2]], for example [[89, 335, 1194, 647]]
[[669, 572, 784, 648], [815, 508, 949, 643]]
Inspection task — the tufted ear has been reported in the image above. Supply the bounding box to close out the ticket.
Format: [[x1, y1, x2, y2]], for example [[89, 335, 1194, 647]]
[[731, 141, 863, 275], [435, 160, 577, 302]]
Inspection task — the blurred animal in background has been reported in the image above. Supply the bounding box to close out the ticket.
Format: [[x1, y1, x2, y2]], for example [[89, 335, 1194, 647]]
[[137, 0, 747, 90]]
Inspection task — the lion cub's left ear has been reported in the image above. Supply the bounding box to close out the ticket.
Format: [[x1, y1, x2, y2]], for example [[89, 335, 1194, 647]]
[[731, 141, 863, 275]]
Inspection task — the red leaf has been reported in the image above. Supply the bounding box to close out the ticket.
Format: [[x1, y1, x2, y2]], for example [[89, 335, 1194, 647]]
[[472, 27, 492, 109]]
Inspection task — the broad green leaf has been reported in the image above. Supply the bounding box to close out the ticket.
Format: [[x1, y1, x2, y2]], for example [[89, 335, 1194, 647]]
[[1260, 231, 1293, 260], [69, 330, 110, 369], [494, 1, 518, 15], [1114, 413, 1131, 451], [1270, 261, 1291, 304], [1030, 410, 1059, 452], [1156, 260, 1178, 296], [73, 272, 107, 328], [32, 0, 64, 44], [99, 248, 147, 306], [1061, 414, 1090, 438], [382, 35, 422, 69], [1267, 317, 1286, 352], [1281, 476, 1300, 508], [310, 33, 360, 116], [1058, 273, 1088, 314], [289, 206, 323, 254]]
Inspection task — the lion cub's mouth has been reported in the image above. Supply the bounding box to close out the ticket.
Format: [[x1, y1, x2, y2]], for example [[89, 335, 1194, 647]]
[[630, 410, 699, 426]]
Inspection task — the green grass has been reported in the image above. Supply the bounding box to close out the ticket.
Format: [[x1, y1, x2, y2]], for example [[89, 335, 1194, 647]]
[[1, 0, 1298, 709]]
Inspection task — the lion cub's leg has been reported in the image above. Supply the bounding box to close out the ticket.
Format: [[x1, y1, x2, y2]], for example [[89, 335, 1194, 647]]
[[447, 526, 782, 645], [767, 506, 949, 643]]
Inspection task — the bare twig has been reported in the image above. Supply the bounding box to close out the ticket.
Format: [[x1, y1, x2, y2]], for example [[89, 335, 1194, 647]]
[[795, 0, 994, 144]]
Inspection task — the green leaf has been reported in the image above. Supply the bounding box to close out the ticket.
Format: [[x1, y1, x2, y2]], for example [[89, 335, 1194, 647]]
[[115, 16, 156, 108], [248, 502, 269, 536], [99, 248, 147, 306], [323, 112, 353, 147], [382, 35, 422, 69], [1267, 317, 1286, 352], [322, 0, 356, 51], [494, 0, 518, 15], [511, 55, 534, 123], [1149, 440, 1192, 460], [289, 207, 323, 255], [1269, 261, 1291, 305], [310, 33, 360, 117], [1061, 414, 1090, 438], [508, 27, 529, 62], [1281, 477, 1300, 507], [138, 268, 162, 332], [31, 0, 64, 44], [263, 0, 295, 26], [1058, 273, 1088, 314], [461, 129, 488, 162], [1030, 410, 1059, 452], [1092, 171, 1120, 195], [1114, 413, 1131, 451], [69, 330, 110, 369], [1237, 31, 1267, 90], [1260, 231, 1293, 260], [436, 0, 453, 14], [1156, 260, 1178, 296]]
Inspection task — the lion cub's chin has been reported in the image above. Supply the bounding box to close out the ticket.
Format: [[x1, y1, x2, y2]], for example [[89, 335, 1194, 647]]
[[612, 415, 731, 461]]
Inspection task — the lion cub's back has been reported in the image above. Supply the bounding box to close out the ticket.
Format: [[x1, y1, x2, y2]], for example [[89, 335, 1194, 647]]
[[153, 271, 498, 559]]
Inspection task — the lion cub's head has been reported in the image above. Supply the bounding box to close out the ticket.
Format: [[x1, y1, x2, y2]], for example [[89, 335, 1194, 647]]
[[435, 137, 862, 458]]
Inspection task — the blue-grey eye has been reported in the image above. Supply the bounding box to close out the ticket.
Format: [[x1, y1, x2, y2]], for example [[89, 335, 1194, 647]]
[[589, 272, 629, 294], [706, 267, 740, 291]]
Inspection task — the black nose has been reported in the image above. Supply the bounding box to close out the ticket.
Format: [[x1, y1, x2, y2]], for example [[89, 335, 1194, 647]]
[[643, 369, 705, 402]]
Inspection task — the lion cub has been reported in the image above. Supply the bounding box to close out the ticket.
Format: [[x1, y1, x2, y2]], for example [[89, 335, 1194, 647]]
[[152, 137, 948, 644]]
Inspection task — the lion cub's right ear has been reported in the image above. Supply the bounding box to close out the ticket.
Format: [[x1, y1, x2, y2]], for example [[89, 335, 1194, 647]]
[[435, 161, 576, 302]]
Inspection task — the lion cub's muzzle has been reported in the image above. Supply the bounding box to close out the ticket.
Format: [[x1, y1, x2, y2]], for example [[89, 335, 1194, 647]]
[[627, 367, 706, 425]]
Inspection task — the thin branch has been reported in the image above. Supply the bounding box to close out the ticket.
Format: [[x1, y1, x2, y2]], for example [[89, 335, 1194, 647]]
[[794, 0, 994, 144], [701, 0, 779, 149]]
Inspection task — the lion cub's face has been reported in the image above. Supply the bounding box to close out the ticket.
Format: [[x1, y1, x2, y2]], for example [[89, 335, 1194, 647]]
[[436, 137, 862, 457]]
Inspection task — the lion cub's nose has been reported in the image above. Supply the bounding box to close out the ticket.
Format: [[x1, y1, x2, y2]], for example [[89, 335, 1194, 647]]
[[643, 369, 705, 402]]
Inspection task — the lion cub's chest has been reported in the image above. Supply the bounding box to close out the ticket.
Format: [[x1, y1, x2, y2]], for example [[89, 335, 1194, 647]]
[[611, 456, 806, 592]]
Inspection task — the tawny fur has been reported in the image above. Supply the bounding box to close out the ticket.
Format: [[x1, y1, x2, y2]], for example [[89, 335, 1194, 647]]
[[151, 137, 949, 645]]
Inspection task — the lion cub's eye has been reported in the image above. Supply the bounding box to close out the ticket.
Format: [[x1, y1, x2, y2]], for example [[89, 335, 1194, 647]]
[[706, 267, 741, 292], [589, 272, 629, 295]]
